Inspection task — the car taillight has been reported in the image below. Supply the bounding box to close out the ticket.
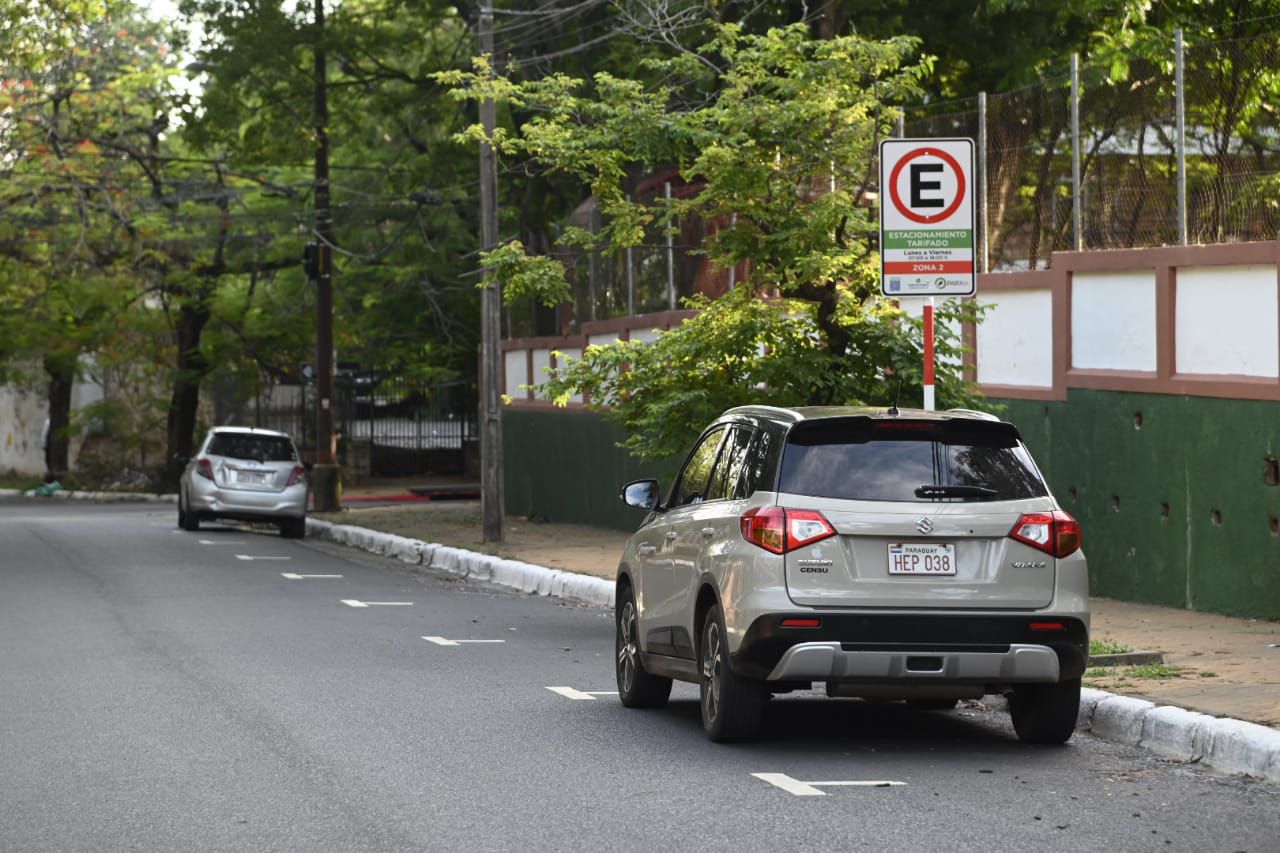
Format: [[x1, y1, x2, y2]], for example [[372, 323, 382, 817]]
[[196, 458, 215, 481], [286, 466, 306, 486], [1009, 510, 1081, 558], [740, 507, 836, 554]]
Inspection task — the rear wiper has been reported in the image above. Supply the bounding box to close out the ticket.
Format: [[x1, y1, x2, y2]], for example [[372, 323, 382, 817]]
[[914, 484, 999, 500]]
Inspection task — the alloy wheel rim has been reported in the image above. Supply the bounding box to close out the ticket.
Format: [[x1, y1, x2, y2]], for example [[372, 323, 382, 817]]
[[702, 620, 721, 723], [618, 601, 638, 694]]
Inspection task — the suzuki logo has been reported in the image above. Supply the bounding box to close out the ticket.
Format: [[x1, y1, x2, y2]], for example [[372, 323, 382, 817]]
[[916, 516, 934, 535]]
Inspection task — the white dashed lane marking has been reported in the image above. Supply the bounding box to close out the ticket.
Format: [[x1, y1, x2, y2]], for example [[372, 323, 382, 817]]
[[752, 773, 906, 796], [545, 686, 619, 700], [422, 636, 506, 646]]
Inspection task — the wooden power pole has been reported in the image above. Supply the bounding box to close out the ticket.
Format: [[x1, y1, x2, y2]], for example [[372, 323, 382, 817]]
[[478, 0, 503, 542], [311, 0, 340, 511]]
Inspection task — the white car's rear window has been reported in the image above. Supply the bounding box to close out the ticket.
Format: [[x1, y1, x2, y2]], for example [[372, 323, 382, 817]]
[[779, 418, 1047, 502]]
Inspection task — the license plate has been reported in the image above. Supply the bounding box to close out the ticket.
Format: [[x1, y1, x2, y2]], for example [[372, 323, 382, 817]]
[[888, 543, 956, 575], [236, 471, 268, 485]]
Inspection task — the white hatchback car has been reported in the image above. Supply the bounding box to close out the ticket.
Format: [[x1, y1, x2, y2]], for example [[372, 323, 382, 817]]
[[178, 427, 308, 538]]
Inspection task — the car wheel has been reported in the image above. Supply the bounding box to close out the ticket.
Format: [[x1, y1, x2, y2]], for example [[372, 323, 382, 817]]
[[907, 698, 959, 711], [1008, 677, 1081, 744], [279, 517, 306, 539], [615, 586, 672, 708], [179, 492, 200, 532], [699, 604, 766, 742]]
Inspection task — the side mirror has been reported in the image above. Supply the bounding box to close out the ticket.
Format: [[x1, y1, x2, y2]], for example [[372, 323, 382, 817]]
[[173, 452, 190, 467], [619, 479, 661, 512]]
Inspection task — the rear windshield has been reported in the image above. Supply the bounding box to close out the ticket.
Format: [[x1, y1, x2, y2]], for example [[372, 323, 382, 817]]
[[207, 433, 297, 463], [779, 418, 1047, 502]]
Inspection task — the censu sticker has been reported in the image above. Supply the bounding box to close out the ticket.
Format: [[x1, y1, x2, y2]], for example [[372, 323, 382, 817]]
[[878, 138, 976, 297]]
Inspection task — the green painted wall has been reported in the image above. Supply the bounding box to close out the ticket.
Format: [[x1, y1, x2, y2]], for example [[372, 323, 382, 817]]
[[504, 408, 679, 531], [504, 392, 1280, 618], [1000, 391, 1280, 619]]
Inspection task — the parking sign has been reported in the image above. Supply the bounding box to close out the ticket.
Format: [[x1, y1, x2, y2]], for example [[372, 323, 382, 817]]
[[878, 138, 976, 297]]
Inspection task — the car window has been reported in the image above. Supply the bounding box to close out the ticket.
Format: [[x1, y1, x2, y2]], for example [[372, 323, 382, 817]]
[[779, 418, 1047, 502], [669, 427, 727, 507], [740, 428, 780, 497], [207, 434, 297, 463], [706, 426, 755, 501]]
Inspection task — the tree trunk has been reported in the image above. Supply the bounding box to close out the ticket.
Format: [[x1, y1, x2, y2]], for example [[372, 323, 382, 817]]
[[161, 303, 211, 489], [43, 354, 75, 476]]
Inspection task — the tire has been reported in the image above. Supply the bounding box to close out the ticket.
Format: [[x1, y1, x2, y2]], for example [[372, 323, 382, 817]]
[[907, 698, 959, 711], [279, 516, 306, 539], [615, 586, 672, 708], [179, 492, 200, 532], [1008, 677, 1081, 744], [699, 604, 766, 742]]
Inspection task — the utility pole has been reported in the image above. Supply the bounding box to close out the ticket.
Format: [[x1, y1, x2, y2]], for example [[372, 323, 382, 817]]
[[311, 0, 340, 511], [478, 0, 503, 542]]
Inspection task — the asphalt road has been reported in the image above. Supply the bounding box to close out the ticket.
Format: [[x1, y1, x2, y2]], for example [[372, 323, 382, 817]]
[[2, 498, 1277, 853]]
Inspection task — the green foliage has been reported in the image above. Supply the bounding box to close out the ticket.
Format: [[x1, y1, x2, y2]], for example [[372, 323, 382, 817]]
[[1089, 638, 1136, 656], [446, 22, 982, 458], [480, 241, 570, 307]]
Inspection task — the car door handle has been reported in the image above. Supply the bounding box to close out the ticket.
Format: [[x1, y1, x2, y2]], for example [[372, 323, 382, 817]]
[[638, 545, 657, 557], [701, 527, 716, 538], [665, 531, 678, 541]]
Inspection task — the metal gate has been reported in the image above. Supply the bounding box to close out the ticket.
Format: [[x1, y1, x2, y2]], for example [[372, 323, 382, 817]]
[[255, 377, 478, 478]]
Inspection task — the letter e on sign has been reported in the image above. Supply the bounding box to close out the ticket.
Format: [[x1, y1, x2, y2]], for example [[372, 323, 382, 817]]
[[878, 138, 976, 297]]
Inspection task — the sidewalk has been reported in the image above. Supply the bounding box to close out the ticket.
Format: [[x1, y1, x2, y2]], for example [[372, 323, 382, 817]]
[[320, 488, 1280, 731]]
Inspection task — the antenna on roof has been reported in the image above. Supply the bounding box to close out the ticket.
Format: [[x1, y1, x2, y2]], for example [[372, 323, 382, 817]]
[[887, 377, 902, 416]]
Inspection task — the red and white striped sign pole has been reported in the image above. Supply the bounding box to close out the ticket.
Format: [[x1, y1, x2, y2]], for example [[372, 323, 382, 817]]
[[923, 297, 935, 410]]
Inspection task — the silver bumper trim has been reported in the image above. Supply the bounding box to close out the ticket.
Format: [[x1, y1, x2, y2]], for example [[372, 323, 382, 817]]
[[765, 642, 1061, 683]]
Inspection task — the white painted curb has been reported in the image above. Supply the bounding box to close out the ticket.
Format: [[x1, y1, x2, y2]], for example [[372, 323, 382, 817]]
[[305, 518, 615, 609], [9, 488, 177, 503], [1078, 687, 1280, 784]]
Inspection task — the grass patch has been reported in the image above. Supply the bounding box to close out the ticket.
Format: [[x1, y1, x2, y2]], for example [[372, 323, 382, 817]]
[[1089, 638, 1135, 656]]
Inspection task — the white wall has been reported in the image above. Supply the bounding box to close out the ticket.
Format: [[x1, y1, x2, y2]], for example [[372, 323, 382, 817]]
[[628, 328, 661, 344], [1071, 270, 1157, 371], [976, 290, 1054, 387], [503, 350, 527, 400], [531, 349, 554, 389], [1176, 264, 1279, 378], [0, 385, 46, 474]]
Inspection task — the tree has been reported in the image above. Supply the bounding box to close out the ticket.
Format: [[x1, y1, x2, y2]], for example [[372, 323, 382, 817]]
[[0, 6, 312, 481], [443, 22, 982, 459]]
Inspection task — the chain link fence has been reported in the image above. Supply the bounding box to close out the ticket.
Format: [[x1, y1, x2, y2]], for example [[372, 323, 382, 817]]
[[905, 30, 1280, 270]]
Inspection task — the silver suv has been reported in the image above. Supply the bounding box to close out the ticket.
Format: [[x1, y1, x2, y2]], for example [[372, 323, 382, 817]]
[[615, 406, 1088, 743]]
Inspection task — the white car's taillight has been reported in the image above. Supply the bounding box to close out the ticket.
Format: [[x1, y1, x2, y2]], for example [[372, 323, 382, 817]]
[[741, 507, 836, 554], [1009, 510, 1081, 558], [196, 458, 215, 481], [286, 466, 306, 487]]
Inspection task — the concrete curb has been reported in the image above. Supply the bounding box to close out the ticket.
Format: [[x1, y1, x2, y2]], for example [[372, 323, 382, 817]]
[[1087, 651, 1165, 667], [1078, 687, 1280, 784], [291, 517, 1280, 785], [305, 518, 615, 609]]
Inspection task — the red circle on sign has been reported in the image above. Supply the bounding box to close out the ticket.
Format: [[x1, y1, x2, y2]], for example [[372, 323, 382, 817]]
[[887, 147, 967, 224]]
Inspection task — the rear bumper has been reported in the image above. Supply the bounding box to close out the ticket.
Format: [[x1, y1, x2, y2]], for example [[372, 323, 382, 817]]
[[730, 613, 1088, 684], [188, 480, 307, 520], [766, 641, 1060, 682]]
